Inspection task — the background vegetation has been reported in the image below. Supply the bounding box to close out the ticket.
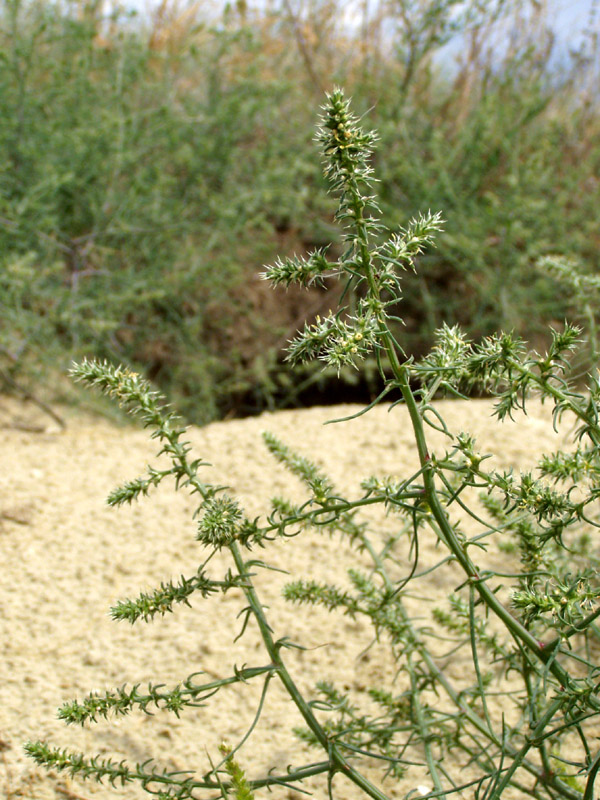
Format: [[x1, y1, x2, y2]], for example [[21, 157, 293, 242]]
[[1, 0, 598, 422]]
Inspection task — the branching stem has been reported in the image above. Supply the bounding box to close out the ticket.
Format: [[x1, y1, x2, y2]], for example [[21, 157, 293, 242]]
[[228, 541, 391, 800]]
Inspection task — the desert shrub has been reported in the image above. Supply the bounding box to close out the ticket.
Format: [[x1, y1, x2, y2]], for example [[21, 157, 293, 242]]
[[0, 0, 330, 419], [0, 0, 598, 419], [26, 89, 600, 800]]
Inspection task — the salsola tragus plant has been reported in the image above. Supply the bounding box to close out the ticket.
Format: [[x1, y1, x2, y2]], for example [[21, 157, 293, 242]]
[[27, 90, 600, 800]]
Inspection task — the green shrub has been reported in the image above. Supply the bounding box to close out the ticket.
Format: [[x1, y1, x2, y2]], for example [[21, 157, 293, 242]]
[[1, 0, 598, 419], [26, 88, 600, 800]]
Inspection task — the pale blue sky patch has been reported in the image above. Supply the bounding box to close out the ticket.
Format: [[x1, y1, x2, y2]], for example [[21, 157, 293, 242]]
[[103, 0, 598, 74]]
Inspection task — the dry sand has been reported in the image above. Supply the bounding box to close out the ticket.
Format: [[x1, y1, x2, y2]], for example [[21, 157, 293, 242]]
[[0, 394, 594, 800]]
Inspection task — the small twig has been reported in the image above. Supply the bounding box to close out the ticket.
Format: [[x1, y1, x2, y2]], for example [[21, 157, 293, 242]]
[[281, 0, 325, 93], [0, 367, 66, 429]]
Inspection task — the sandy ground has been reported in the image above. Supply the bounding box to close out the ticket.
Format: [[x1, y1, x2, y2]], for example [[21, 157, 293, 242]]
[[0, 393, 595, 800]]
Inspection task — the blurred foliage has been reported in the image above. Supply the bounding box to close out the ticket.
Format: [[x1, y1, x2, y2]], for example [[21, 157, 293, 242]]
[[0, 0, 598, 422]]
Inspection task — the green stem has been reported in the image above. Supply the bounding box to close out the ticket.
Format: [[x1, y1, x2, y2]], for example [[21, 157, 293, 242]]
[[393, 351, 591, 699], [228, 541, 392, 800], [250, 760, 333, 789], [558, 604, 600, 644], [583, 749, 600, 800], [359, 535, 581, 799], [359, 262, 597, 688], [487, 697, 567, 800], [468, 585, 495, 737], [506, 356, 600, 443], [357, 260, 589, 797], [407, 654, 447, 799]]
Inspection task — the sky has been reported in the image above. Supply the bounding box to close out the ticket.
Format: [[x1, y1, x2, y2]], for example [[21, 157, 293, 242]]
[[552, 0, 596, 33], [433, 0, 599, 68], [536, 0, 597, 50], [113, 0, 598, 63]]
